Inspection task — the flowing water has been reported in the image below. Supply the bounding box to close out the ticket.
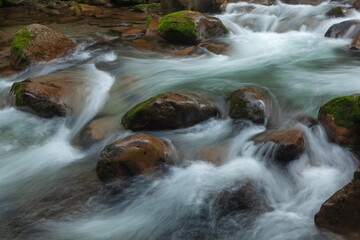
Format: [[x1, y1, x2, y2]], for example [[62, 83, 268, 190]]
[[1, 1, 360, 239]]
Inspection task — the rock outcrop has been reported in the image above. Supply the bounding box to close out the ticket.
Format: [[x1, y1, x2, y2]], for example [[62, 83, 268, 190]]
[[121, 91, 219, 131], [227, 87, 269, 125], [96, 133, 175, 182], [318, 95, 360, 151], [252, 128, 305, 163], [314, 167, 360, 239], [10, 24, 75, 70], [157, 10, 228, 44]]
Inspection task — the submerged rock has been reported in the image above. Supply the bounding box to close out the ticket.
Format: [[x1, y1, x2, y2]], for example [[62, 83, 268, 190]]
[[10, 24, 75, 70], [227, 87, 269, 125], [196, 144, 228, 166], [9, 72, 86, 118], [79, 117, 119, 148], [96, 133, 175, 182], [292, 113, 318, 128], [213, 181, 272, 219], [121, 91, 219, 131], [121, 27, 145, 40], [252, 128, 305, 163], [324, 20, 360, 39], [326, 7, 347, 18], [157, 10, 228, 45], [318, 95, 360, 151], [314, 167, 360, 239]]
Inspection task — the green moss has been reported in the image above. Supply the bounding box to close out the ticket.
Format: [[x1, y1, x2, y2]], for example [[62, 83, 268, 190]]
[[319, 96, 360, 128], [146, 14, 152, 29], [11, 26, 36, 60], [10, 82, 25, 106], [157, 10, 196, 44], [122, 93, 164, 129], [134, 3, 160, 12]]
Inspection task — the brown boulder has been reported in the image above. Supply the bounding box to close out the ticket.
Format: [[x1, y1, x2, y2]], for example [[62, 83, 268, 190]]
[[79, 117, 119, 147], [318, 95, 360, 151], [324, 20, 360, 39], [354, 0, 360, 10], [121, 91, 219, 131], [314, 167, 360, 239], [350, 30, 360, 50], [157, 10, 228, 45], [227, 87, 269, 124], [10, 24, 75, 70], [252, 128, 305, 163], [196, 145, 228, 166], [9, 71, 86, 118], [96, 133, 175, 182]]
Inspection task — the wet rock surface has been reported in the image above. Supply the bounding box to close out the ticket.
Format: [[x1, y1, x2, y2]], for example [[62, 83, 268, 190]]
[[252, 128, 305, 163], [324, 20, 360, 39], [227, 87, 269, 125], [121, 91, 219, 131], [315, 167, 360, 239], [96, 133, 175, 182]]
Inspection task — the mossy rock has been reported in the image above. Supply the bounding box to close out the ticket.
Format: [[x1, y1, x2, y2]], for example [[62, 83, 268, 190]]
[[96, 133, 175, 182], [10, 24, 75, 70], [121, 91, 219, 131], [227, 87, 269, 125], [134, 3, 161, 12], [318, 95, 360, 151], [157, 10, 228, 44]]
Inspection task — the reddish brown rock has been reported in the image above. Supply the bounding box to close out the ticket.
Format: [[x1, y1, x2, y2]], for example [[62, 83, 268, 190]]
[[227, 87, 269, 124], [10, 24, 75, 70], [292, 113, 318, 128], [314, 167, 360, 239], [96, 133, 175, 182], [70, 4, 101, 17], [198, 41, 231, 55], [354, 0, 360, 10], [318, 95, 360, 151], [9, 72, 86, 118], [350, 30, 360, 50], [252, 128, 305, 163], [121, 91, 219, 131]]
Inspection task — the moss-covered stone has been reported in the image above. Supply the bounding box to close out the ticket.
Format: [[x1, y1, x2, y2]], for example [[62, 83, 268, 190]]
[[146, 14, 153, 29], [10, 26, 36, 66], [134, 3, 160, 12], [121, 91, 219, 131], [157, 10, 196, 44], [10, 82, 25, 106], [319, 96, 360, 129]]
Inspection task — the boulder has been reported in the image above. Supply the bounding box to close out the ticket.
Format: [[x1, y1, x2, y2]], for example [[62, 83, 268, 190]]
[[314, 167, 360, 239], [326, 7, 347, 18], [324, 20, 360, 39], [157, 10, 228, 45], [10, 24, 75, 70], [252, 128, 305, 163], [9, 72, 86, 118], [318, 95, 360, 151], [96, 133, 175, 182], [121, 91, 219, 131], [292, 113, 317, 128], [79, 117, 119, 147], [227, 87, 269, 125], [145, 13, 163, 40], [134, 3, 161, 12]]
